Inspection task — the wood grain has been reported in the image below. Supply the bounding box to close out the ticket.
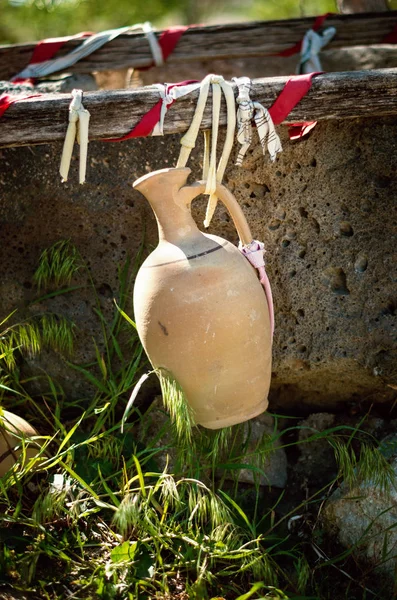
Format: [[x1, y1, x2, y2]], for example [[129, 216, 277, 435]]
[[1, 69, 396, 149], [0, 12, 396, 80]]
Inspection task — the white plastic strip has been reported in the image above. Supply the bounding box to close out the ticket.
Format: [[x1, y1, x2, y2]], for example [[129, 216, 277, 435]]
[[176, 74, 236, 228], [59, 89, 90, 185], [297, 27, 336, 74], [142, 21, 164, 67]]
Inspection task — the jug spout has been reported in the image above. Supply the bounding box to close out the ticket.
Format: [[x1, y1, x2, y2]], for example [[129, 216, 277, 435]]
[[133, 167, 200, 243], [133, 167, 191, 200]]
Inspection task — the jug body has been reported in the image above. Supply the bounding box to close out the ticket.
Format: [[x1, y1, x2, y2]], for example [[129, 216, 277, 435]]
[[0, 410, 41, 476], [133, 168, 272, 429]]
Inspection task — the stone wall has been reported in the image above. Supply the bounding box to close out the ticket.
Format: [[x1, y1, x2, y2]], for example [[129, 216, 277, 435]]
[[0, 105, 396, 411]]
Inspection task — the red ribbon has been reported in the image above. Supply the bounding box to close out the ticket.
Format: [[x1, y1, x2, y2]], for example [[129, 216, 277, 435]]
[[383, 24, 397, 44], [0, 93, 41, 117], [268, 72, 320, 139], [158, 26, 188, 62]]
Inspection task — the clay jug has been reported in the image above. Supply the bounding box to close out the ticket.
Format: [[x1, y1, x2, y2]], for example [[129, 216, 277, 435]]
[[0, 410, 42, 477], [133, 167, 272, 429]]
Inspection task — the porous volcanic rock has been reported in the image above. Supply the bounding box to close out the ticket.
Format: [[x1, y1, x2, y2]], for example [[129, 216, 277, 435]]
[[0, 114, 396, 409]]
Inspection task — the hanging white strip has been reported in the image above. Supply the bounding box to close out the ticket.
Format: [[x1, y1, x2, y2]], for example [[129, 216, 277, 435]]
[[142, 21, 164, 67], [234, 77, 282, 166], [176, 74, 236, 228], [297, 26, 336, 74], [252, 102, 282, 162], [59, 89, 90, 185], [177, 74, 212, 168], [233, 77, 254, 166], [203, 76, 236, 228]]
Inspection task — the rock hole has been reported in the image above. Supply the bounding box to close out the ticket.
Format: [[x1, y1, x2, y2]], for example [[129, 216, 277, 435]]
[[380, 300, 397, 317], [97, 283, 113, 298], [268, 220, 281, 231], [310, 158, 317, 167], [339, 222, 354, 237], [322, 267, 350, 296], [299, 207, 308, 218]]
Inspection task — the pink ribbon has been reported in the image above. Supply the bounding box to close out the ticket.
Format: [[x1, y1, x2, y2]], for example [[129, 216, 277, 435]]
[[240, 241, 275, 339]]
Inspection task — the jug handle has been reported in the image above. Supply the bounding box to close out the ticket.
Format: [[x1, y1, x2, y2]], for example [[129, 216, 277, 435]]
[[179, 180, 253, 246], [179, 179, 275, 337]]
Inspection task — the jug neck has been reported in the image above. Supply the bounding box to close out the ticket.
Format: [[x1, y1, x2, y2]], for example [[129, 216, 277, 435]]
[[133, 168, 201, 244]]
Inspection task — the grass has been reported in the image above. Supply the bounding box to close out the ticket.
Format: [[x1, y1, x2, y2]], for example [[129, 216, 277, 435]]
[[0, 241, 396, 600]]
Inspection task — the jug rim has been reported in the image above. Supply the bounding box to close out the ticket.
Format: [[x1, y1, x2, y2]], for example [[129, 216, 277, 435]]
[[133, 167, 191, 190]]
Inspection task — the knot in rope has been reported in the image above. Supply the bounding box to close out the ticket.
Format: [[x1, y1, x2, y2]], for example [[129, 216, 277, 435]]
[[233, 77, 282, 166], [298, 26, 336, 74], [59, 88, 90, 184]]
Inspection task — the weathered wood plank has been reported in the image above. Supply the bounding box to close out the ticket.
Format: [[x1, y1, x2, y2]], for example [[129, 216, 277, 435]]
[[0, 12, 396, 81], [0, 69, 396, 149]]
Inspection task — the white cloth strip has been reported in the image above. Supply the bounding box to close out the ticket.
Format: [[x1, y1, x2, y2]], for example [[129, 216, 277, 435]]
[[142, 21, 164, 67], [297, 27, 336, 74], [203, 76, 236, 228], [233, 76, 282, 166], [59, 89, 90, 185], [177, 74, 212, 168], [176, 74, 236, 228], [13, 23, 159, 81]]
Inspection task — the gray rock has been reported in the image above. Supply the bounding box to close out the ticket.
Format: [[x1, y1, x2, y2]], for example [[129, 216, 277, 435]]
[[220, 412, 288, 488], [322, 461, 397, 580], [322, 434, 397, 581]]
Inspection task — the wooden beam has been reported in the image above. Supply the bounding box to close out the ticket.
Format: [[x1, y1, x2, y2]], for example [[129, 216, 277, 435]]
[[0, 12, 396, 81], [1, 69, 397, 149]]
